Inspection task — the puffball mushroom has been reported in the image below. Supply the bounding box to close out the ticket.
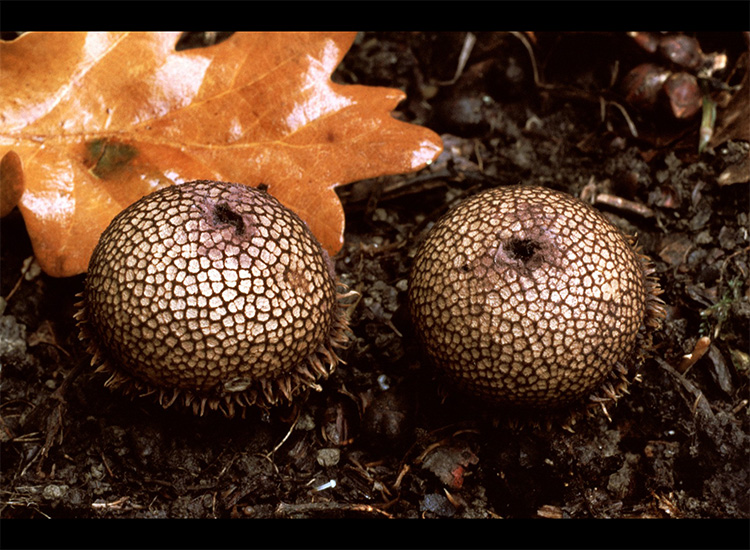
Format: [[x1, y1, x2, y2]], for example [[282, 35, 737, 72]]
[[76, 180, 353, 417], [408, 185, 665, 410]]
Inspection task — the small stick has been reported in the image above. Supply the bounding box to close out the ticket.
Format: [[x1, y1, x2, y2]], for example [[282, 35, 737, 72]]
[[436, 32, 476, 86], [275, 501, 392, 519], [677, 336, 711, 374], [594, 193, 655, 218]]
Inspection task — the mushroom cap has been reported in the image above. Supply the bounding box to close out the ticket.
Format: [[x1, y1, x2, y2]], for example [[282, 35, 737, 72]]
[[408, 185, 658, 408], [78, 180, 351, 416]]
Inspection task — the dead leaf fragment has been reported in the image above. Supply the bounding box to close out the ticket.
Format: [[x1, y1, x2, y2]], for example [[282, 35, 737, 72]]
[[0, 32, 443, 277], [717, 152, 749, 186], [711, 57, 750, 186], [421, 445, 479, 489], [710, 53, 750, 147], [0, 151, 23, 217]]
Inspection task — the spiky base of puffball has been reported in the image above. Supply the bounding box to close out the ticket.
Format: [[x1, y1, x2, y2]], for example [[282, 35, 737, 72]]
[[75, 285, 358, 418], [571, 238, 667, 425]]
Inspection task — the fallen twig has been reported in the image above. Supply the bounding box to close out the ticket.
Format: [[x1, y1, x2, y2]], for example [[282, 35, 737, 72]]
[[275, 501, 392, 518]]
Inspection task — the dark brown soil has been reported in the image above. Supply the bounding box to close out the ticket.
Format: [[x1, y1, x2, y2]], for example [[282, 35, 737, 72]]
[[1, 31, 748, 548]]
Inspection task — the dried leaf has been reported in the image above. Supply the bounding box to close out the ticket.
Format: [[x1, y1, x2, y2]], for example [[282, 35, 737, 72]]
[[710, 54, 750, 146], [717, 153, 749, 186], [0, 32, 443, 277], [421, 445, 479, 489], [711, 55, 749, 186], [0, 151, 23, 217]]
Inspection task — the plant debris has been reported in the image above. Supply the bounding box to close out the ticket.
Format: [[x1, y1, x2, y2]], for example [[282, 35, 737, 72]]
[[1, 32, 748, 530]]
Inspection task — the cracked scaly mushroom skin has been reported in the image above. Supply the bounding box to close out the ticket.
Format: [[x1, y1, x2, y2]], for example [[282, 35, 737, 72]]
[[408, 185, 665, 411], [76, 180, 354, 417]]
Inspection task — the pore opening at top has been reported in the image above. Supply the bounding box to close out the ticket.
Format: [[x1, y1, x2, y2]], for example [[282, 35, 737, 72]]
[[212, 202, 245, 236], [506, 238, 541, 262]]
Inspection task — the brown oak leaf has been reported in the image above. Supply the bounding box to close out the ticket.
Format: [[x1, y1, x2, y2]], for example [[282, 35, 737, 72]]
[[0, 32, 443, 277]]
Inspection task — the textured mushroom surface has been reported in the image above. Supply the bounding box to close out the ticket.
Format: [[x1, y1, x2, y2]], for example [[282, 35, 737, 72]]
[[409, 185, 662, 408], [77, 180, 351, 415]]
